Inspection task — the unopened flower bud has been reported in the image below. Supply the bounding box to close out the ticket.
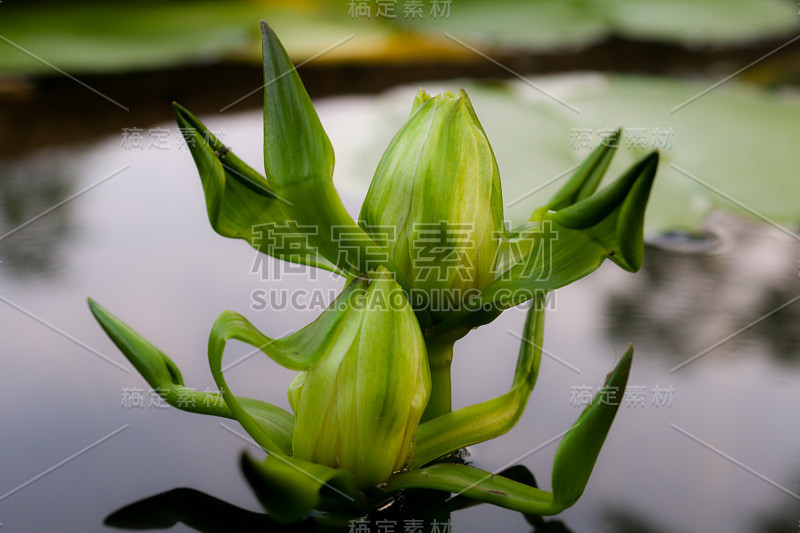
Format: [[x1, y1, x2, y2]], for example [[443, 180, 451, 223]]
[[360, 89, 504, 315], [288, 270, 430, 488]]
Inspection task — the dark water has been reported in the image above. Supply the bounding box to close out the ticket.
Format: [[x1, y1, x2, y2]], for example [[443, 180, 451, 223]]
[[1, 102, 799, 532]]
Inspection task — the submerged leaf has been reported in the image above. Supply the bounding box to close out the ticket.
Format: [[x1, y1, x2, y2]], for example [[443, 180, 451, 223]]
[[241, 452, 362, 524]]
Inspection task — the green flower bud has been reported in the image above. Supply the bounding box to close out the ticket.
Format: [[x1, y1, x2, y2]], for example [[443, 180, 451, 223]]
[[288, 270, 430, 488], [359, 89, 505, 315]]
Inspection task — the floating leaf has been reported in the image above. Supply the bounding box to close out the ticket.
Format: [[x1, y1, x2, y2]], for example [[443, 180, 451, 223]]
[[338, 76, 800, 237]]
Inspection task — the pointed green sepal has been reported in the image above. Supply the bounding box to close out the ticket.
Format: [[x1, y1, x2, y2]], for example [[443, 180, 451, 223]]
[[551, 345, 632, 508], [538, 130, 620, 214], [261, 21, 334, 190], [430, 150, 658, 336], [389, 347, 632, 516], [174, 101, 393, 279], [173, 102, 340, 274], [553, 151, 659, 272], [87, 298, 294, 455]]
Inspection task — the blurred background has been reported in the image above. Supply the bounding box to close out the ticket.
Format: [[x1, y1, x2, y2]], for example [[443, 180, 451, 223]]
[[1, 1, 799, 532]]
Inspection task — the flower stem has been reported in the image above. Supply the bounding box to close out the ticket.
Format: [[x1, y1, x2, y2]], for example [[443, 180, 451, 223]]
[[421, 339, 454, 422]]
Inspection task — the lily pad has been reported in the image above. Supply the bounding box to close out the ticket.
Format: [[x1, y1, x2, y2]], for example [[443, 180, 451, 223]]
[[394, 0, 799, 49], [327, 74, 800, 235], [1, 0, 798, 75], [0, 1, 386, 75]]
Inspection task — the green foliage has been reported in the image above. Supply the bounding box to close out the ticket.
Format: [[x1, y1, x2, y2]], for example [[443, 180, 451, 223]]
[[1, 0, 795, 75]]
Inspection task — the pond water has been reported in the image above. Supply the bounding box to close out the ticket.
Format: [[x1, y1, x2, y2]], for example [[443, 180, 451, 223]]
[[1, 96, 799, 532]]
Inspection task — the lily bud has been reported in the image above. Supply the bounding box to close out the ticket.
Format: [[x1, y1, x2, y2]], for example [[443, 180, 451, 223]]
[[360, 89, 504, 315], [288, 270, 430, 488]]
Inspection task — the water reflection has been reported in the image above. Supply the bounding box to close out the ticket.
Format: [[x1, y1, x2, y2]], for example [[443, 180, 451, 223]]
[[1, 102, 798, 532], [603, 213, 800, 365], [753, 475, 800, 532], [605, 470, 800, 533], [105, 461, 573, 533], [0, 150, 76, 278]]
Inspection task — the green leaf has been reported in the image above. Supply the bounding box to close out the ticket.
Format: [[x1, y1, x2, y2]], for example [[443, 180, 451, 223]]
[[413, 292, 545, 468], [391, 0, 797, 50], [87, 298, 294, 455], [241, 452, 362, 524]]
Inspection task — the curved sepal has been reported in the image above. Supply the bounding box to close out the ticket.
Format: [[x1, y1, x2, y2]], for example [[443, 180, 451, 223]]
[[430, 150, 658, 336], [241, 452, 362, 524], [260, 21, 333, 191], [413, 293, 545, 468], [208, 311, 301, 456], [551, 345, 632, 508], [204, 281, 386, 457], [174, 102, 381, 279], [393, 347, 632, 516], [552, 151, 659, 272], [536, 130, 620, 214], [498, 149, 659, 285], [384, 463, 559, 515], [87, 298, 294, 455]]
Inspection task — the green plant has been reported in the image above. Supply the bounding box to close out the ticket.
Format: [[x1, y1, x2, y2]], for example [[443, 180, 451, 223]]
[[89, 21, 658, 525]]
